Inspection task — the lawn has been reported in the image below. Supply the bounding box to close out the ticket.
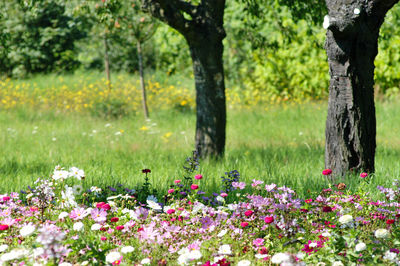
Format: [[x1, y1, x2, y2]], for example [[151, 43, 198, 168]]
[[1, 90, 400, 198]]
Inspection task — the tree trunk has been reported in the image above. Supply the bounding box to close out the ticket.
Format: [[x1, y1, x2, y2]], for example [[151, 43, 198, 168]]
[[137, 40, 149, 119], [186, 33, 226, 158], [104, 35, 111, 90], [324, 0, 398, 176]]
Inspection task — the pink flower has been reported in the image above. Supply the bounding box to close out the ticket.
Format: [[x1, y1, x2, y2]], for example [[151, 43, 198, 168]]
[[322, 169, 332, 175], [232, 182, 246, 190], [264, 216, 274, 224], [101, 236, 107, 241], [174, 180, 181, 184], [220, 192, 228, 197], [241, 222, 249, 228], [91, 208, 107, 223], [194, 174, 203, 180], [168, 189, 175, 194], [166, 209, 175, 214], [244, 210, 254, 217], [191, 184, 199, 190], [360, 172, 368, 178], [253, 238, 264, 247]]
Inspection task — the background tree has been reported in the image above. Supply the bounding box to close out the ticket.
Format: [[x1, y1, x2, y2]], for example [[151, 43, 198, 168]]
[[141, 0, 227, 158], [119, 1, 158, 119], [324, 0, 399, 176]]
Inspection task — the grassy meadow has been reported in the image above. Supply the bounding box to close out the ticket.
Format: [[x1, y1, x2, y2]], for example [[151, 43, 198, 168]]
[[1, 73, 400, 199]]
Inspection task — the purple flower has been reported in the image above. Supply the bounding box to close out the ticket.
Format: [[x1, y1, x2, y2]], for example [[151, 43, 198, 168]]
[[265, 184, 277, 192]]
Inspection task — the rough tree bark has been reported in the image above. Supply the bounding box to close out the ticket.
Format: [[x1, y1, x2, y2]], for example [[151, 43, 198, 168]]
[[324, 0, 398, 176], [141, 0, 226, 158]]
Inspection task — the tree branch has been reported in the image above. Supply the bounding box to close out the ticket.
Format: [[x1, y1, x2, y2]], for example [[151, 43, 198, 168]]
[[141, 0, 195, 35]]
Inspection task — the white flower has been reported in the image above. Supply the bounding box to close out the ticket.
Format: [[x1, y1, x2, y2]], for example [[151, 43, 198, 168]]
[[20, 224, 35, 237], [105, 123, 111, 127], [52, 170, 69, 181], [81, 261, 89, 265], [271, 253, 290, 264], [72, 185, 83, 195], [332, 262, 344, 266], [0, 249, 28, 261], [105, 251, 121, 264], [237, 260, 251, 266], [73, 222, 84, 231], [59, 263, 72, 266], [58, 211, 69, 220], [255, 254, 268, 259], [33, 247, 44, 258], [309, 242, 318, 248], [384, 250, 397, 261], [323, 15, 330, 29], [217, 229, 228, 237], [355, 242, 366, 252], [218, 244, 232, 255], [141, 258, 151, 264], [178, 252, 190, 265], [146, 200, 162, 211], [188, 250, 202, 260], [375, 228, 389, 238], [69, 167, 84, 180], [216, 196, 225, 202], [0, 244, 8, 253], [121, 246, 135, 254], [321, 232, 331, 237], [115, 131, 122, 136], [90, 186, 102, 193], [354, 8, 360, 15], [91, 223, 102, 231], [192, 202, 205, 214], [338, 214, 353, 225]]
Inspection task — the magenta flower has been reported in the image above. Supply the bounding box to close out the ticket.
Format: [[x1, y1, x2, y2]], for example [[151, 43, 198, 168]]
[[69, 207, 89, 220], [253, 238, 264, 247], [191, 184, 199, 190], [194, 174, 203, 180], [360, 172, 368, 178], [167, 189, 174, 194], [166, 209, 175, 214], [322, 169, 332, 175]]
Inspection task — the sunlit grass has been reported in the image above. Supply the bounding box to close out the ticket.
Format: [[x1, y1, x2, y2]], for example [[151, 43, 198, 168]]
[[1, 97, 400, 199]]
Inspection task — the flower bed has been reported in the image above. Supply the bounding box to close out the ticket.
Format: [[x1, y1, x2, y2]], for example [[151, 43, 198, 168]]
[[0, 165, 400, 265]]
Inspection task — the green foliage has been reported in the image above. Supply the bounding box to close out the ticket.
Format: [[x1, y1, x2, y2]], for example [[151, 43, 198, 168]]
[[91, 97, 131, 119], [0, 0, 85, 77]]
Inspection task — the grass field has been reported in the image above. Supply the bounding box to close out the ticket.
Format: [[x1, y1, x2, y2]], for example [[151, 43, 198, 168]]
[[1, 90, 400, 198]]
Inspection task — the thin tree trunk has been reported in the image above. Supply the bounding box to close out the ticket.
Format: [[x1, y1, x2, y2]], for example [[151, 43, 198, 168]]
[[324, 0, 398, 176], [137, 40, 149, 119], [103, 35, 111, 90], [187, 35, 226, 158]]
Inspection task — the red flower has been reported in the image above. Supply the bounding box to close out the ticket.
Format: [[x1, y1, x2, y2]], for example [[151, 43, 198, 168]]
[[168, 189, 175, 194], [259, 247, 268, 254], [100, 204, 111, 210], [166, 209, 175, 214], [194, 174, 203, 180], [0, 224, 9, 231], [241, 222, 249, 228], [100, 227, 107, 231], [101, 236, 107, 241], [360, 172, 368, 178], [174, 180, 181, 184], [142, 169, 151, 173], [322, 169, 332, 175], [115, 225, 124, 230], [305, 199, 312, 203], [137, 227, 144, 232], [264, 216, 274, 224], [244, 210, 254, 217], [191, 184, 199, 190], [322, 206, 332, 212], [386, 219, 395, 224], [110, 217, 119, 222]]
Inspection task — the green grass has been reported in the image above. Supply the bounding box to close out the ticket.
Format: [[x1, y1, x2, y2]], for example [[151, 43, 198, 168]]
[[1, 99, 400, 199]]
